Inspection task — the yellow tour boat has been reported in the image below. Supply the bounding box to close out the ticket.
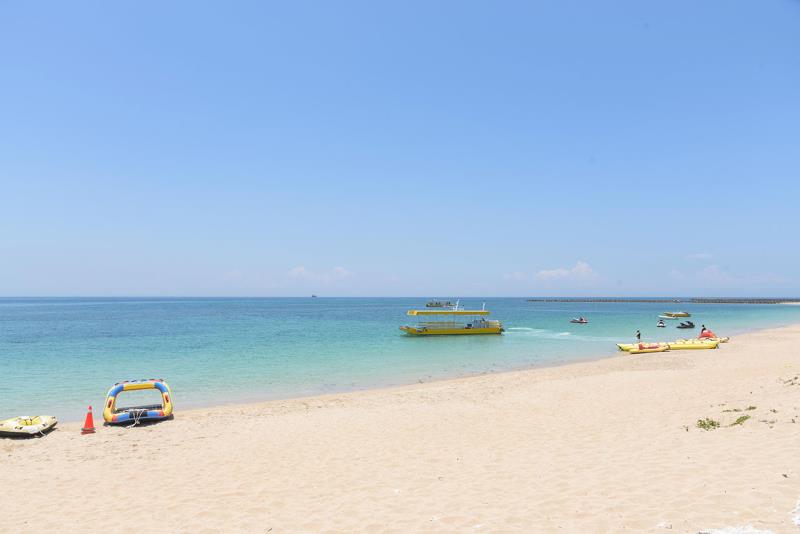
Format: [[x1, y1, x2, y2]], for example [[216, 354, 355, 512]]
[[400, 304, 503, 335]]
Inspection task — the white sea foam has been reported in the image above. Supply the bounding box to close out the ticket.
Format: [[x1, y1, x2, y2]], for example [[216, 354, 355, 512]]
[[791, 498, 800, 526]]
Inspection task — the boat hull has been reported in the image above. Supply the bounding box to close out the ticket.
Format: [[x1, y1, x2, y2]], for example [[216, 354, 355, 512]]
[[667, 340, 719, 350], [617, 342, 669, 352], [400, 326, 503, 336], [628, 345, 669, 354]]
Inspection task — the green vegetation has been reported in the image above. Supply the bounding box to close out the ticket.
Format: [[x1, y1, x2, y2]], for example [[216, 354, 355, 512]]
[[722, 405, 756, 413], [696, 418, 720, 431], [729, 415, 750, 426]]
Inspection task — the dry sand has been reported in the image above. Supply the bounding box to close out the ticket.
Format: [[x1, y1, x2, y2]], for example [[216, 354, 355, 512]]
[[3, 325, 800, 533]]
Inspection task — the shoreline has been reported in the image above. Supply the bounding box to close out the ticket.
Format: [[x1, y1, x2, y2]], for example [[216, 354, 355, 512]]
[[55, 320, 798, 429], [48, 318, 800, 423], [5, 324, 800, 532]]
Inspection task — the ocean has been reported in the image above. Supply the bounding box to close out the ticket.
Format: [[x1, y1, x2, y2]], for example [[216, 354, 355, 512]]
[[2, 297, 799, 421]]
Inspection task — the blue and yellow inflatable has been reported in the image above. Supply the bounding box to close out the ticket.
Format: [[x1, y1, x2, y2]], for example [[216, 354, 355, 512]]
[[103, 379, 174, 424]]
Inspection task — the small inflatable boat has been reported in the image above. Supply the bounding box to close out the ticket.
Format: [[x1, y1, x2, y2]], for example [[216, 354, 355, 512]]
[[698, 330, 720, 339], [617, 341, 669, 354], [0, 415, 57, 438], [667, 339, 719, 350], [103, 379, 174, 425], [628, 343, 669, 354]]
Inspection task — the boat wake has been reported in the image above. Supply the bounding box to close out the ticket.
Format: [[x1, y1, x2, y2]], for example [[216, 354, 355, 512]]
[[504, 328, 573, 340], [504, 328, 623, 342]]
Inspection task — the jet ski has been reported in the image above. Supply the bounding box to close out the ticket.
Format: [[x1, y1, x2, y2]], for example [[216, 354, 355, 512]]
[[676, 321, 695, 329], [656, 320, 666, 328], [570, 317, 588, 324]]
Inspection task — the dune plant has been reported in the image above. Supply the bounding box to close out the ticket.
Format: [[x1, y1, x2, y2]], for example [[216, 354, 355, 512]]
[[696, 418, 720, 431], [730, 415, 750, 426]]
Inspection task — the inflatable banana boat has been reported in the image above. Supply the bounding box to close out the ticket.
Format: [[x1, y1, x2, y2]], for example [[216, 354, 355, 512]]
[[0, 415, 57, 438], [103, 379, 173, 425], [617, 342, 669, 352], [667, 339, 720, 350], [698, 331, 728, 342], [628, 343, 669, 354]]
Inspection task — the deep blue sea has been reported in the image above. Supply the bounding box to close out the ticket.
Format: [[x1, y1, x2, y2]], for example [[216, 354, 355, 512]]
[[2, 297, 799, 421]]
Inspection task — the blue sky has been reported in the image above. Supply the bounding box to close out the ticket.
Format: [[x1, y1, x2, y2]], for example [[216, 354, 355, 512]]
[[1, 1, 799, 296]]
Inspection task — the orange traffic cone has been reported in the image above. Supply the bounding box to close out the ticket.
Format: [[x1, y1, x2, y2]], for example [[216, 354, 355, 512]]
[[81, 406, 96, 434]]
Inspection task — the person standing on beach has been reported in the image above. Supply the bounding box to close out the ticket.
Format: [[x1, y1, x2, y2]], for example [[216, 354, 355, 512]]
[[636, 330, 641, 341]]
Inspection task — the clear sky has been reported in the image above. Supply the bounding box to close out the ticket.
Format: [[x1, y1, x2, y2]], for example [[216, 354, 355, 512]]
[[1, 1, 799, 297]]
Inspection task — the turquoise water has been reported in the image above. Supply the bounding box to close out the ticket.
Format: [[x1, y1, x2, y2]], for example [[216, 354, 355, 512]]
[[2, 297, 799, 421]]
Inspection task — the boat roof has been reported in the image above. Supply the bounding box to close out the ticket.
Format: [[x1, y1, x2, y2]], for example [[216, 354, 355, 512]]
[[407, 309, 490, 316]]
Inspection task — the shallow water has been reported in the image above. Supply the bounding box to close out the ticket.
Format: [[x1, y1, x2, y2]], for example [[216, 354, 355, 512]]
[[1, 297, 799, 420]]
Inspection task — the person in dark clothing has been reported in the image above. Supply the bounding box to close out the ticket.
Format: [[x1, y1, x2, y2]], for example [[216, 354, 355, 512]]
[[635, 330, 641, 341]]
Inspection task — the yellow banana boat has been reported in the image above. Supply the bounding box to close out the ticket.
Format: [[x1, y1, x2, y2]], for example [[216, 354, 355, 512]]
[[628, 343, 670, 354], [617, 342, 669, 352], [0, 415, 57, 438], [667, 339, 719, 350]]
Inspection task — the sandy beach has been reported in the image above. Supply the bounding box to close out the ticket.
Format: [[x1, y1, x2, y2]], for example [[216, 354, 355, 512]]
[[3, 325, 800, 533]]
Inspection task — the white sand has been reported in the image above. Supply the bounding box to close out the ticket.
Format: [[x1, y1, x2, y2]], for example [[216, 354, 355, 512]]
[[3, 325, 800, 533]]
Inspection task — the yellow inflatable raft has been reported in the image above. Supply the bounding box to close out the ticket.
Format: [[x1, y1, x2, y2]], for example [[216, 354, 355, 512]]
[[103, 379, 173, 425], [628, 343, 670, 354], [0, 415, 57, 438], [617, 341, 669, 352], [667, 339, 720, 350]]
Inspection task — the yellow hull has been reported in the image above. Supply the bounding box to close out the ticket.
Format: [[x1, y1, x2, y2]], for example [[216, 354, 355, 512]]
[[628, 345, 669, 354], [667, 340, 719, 350], [400, 326, 503, 336], [619, 339, 722, 351], [617, 342, 668, 352]]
